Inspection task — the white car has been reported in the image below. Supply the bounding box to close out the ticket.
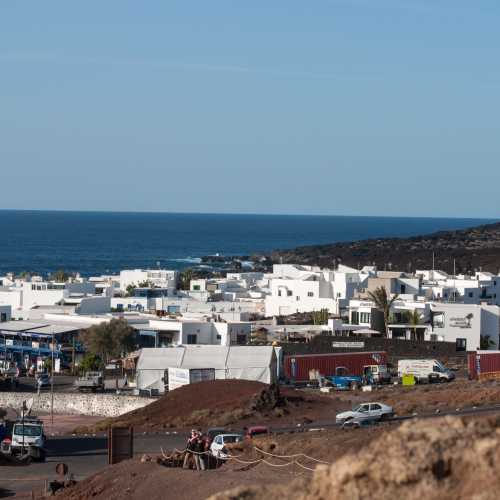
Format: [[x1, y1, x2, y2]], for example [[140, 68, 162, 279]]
[[210, 433, 244, 459], [336, 402, 394, 424]]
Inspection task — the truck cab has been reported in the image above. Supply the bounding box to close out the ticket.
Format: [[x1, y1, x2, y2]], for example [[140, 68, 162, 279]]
[[363, 365, 391, 384], [8, 417, 46, 461]]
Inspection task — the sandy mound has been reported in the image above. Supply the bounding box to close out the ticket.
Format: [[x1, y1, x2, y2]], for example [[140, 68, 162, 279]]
[[210, 415, 500, 500]]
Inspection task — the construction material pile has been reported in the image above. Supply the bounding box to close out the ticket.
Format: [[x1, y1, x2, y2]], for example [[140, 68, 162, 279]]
[[210, 415, 500, 500]]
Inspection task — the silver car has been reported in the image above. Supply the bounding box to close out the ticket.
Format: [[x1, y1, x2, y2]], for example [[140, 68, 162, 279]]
[[336, 402, 394, 424]]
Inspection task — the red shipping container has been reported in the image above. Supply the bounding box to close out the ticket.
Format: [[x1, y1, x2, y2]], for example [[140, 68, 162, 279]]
[[283, 351, 387, 382], [467, 351, 500, 380]]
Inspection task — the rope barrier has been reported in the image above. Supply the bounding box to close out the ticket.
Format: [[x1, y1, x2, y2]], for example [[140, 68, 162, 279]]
[[165, 441, 329, 472], [253, 446, 331, 464], [294, 461, 317, 472]]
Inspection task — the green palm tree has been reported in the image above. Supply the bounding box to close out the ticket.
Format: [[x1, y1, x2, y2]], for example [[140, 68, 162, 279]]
[[408, 309, 422, 340], [366, 286, 399, 336]]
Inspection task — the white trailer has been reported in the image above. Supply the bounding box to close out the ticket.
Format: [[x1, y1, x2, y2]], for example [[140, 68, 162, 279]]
[[167, 367, 215, 391], [398, 359, 455, 383]]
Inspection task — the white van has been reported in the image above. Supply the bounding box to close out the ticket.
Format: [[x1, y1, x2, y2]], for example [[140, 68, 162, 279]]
[[398, 359, 454, 383]]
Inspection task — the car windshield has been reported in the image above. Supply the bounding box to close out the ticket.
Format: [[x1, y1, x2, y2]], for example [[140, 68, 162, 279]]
[[13, 424, 42, 437], [224, 435, 242, 444], [353, 405, 367, 412]]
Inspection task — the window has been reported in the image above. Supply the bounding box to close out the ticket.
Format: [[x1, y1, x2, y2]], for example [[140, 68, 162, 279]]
[[400, 284, 406, 294], [360, 312, 371, 324], [351, 311, 359, 325], [468, 292, 474, 298], [187, 334, 197, 344], [287, 290, 293, 297], [456, 338, 467, 352], [296, 296, 300, 301], [370, 404, 381, 411], [0, 313, 6, 322], [216, 335, 221, 340], [278, 290, 282, 297], [433, 313, 445, 328], [236, 334, 247, 345], [307, 292, 314, 297], [192, 285, 200, 291]]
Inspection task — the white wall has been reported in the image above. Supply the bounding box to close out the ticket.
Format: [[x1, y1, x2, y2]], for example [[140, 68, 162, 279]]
[[119, 269, 178, 291], [429, 303, 499, 350], [75, 296, 111, 315]]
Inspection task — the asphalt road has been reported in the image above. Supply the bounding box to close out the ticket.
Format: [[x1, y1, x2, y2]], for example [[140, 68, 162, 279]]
[[13, 376, 77, 394], [0, 433, 188, 497]]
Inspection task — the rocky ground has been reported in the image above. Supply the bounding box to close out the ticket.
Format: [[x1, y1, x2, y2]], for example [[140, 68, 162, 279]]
[[270, 221, 500, 274], [210, 414, 500, 500]]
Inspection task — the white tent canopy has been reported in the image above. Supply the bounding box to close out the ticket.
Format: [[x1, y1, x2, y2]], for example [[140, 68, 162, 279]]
[[136, 345, 276, 393]]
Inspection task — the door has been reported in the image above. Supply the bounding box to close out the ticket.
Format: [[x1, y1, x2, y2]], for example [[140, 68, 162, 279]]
[[369, 403, 383, 417]]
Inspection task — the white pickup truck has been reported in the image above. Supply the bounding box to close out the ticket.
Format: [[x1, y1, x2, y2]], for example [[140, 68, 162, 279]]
[[398, 359, 455, 383]]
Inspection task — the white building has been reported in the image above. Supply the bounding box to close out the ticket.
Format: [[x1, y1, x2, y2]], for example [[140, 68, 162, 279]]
[[264, 264, 366, 317], [144, 318, 251, 347], [119, 269, 178, 292], [427, 302, 500, 351]]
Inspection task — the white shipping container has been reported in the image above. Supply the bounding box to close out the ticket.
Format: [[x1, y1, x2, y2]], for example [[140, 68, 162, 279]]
[[168, 367, 215, 391]]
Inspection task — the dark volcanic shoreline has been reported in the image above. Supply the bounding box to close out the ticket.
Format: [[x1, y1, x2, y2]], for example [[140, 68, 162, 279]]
[[270, 221, 500, 274]]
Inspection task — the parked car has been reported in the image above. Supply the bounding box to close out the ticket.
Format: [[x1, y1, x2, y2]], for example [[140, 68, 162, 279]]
[[336, 402, 394, 424], [206, 427, 227, 443], [210, 433, 244, 459], [245, 426, 269, 438]]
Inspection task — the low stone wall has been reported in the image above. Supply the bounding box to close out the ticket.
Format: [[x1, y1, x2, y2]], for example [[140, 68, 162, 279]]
[[0, 392, 155, 417]]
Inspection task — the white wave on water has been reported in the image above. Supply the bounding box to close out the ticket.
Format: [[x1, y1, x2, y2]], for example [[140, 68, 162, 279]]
[[168, 257, 202, 264]]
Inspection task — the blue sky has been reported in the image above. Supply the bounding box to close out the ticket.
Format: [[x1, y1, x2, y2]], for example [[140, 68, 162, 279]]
[[1, 1, 499, 217]]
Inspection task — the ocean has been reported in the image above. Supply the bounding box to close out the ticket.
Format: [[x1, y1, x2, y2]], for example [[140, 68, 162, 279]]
[[0, 210, 495, 277]]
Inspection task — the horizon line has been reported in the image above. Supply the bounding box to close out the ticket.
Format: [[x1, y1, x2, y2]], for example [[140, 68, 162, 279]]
[[0, 208, 498, 222]]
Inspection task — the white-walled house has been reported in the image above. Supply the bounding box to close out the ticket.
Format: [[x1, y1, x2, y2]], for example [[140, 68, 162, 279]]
[[427, 303, 500, 351], [119, 269, 178, 292], [142, 318, 251, 347]]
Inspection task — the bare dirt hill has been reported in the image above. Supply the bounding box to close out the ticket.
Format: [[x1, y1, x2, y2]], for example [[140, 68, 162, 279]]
[[75, 380, 334, 433]]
